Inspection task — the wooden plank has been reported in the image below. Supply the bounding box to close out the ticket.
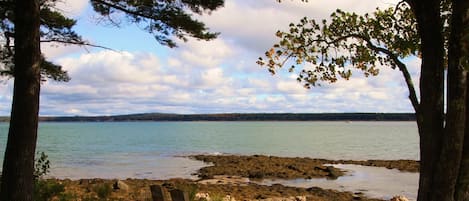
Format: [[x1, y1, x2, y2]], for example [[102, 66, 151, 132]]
[[150, 185, 167, 201], [169, 189, 189, 201]]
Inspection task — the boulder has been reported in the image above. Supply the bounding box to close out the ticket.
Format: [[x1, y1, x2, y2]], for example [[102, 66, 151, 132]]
[[326, 166, 341, 179], [113, 180, 129, 191]]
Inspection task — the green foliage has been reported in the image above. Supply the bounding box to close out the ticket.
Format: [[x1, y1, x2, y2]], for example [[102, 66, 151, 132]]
[[40, 59, 71, 82], [33, 178, 78, 201], [258, 2, 424, 88], [56, 193, 77, 201], [33, 180, 66, 201], [31, 152, 77, 201], [34, 152, 51, 180], [90, 0, 224, 48], [177, 184, 199, 201], [0, 0, 75, 82], [32, 152, 72, 201], [210, 193, 225, 201], [93, 183, 113, 199]]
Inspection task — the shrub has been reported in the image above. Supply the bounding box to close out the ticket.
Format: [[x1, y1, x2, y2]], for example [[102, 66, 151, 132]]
[[34, 152, 50, 179], [211, 193, 225, 201], [93, 183, 113, 199], [186, 184, 199, 201], [34, 180, 65, 201]]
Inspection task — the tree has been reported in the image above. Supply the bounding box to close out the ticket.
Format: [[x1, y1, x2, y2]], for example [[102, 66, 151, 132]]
[[258, 0, 469, 200], [0, 0, 224, 200]]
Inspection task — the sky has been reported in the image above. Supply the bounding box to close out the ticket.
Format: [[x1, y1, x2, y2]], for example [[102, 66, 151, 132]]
[[0, 0, 421, 116]]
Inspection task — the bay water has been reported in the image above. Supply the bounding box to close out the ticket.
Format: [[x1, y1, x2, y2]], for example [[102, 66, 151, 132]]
[[0, 121, 419, 199]]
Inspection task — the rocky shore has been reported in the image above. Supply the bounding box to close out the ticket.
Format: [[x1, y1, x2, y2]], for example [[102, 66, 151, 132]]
[[191, 155, 419, 180], [44, 154, 418, 201], [191, 155, 345, 180], [50, 178, 384, 201]]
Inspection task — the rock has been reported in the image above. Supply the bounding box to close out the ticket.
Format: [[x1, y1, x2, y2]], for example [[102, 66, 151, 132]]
[[390, 195, 409, 201], [294, 196, 306, 201], [326, 166, 341, 179], [223, 195, 236, 201], [258, 196, 306, 201], [113, 180, 129, 191], [194, 193, 236, 201], [195, 192, 210, 201]]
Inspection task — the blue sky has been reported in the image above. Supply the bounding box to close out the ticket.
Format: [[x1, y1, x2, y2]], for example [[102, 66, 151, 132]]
[[0, 0, 420, 116]]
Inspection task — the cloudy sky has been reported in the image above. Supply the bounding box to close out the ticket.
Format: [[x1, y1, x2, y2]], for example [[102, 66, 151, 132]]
[[0, 0, 420, 116]]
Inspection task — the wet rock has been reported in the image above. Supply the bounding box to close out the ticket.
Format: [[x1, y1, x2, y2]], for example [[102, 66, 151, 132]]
[[326, 166, 341, 179], [248, 171, 265, 179], [256, 194, 268, 199], [113, 180, 129, 191]]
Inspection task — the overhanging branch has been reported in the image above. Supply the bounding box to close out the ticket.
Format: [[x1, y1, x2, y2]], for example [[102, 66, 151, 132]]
[[40, 39, 115, 51], [90, 0, 156, 20], [319, 33, 420, 111], [356, 35, 420, 111]]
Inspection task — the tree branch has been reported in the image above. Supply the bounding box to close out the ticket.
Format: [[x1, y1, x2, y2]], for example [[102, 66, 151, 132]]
[[40, 39, 115, 51], [4, 31, 13, 55], [317, 33, 420, 110], [90, 0, 156, 20], [393, 0, 408, 16], [354, 34, 420, 111]]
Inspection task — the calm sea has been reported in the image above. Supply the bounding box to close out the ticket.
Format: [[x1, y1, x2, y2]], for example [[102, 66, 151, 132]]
[[0, 121, 419, 179]]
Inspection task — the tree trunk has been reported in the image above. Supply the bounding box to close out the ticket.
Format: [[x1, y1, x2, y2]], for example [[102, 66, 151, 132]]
[[0, 0, 41, 200], [409, 0, 446, 201], [456, 78, 469, 201], [455, 1, 469, 200], [432, 0, 468, 199]]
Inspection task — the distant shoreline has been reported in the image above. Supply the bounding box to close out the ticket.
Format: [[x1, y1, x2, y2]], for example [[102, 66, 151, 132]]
[[0, 112, 416, 122]]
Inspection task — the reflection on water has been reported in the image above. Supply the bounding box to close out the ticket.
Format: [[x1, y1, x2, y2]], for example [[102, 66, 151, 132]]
[[259, 164, 418, 201]]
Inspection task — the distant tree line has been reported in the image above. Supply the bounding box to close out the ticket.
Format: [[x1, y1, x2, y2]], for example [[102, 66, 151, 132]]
[[19, 113, 417, 122]]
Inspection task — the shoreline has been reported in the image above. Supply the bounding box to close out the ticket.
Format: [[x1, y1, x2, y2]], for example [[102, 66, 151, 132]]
[[42, 154, 418, 201]]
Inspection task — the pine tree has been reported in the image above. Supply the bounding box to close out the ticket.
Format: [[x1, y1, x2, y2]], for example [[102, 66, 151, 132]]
[[0, 0, 224, 200]]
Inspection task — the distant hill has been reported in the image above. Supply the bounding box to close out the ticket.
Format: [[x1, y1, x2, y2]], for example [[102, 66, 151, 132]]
[[12, 113, 419, 122]]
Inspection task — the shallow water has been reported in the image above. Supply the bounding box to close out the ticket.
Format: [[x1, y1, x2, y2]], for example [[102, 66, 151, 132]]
[[49, 155, 206, 180], [260, 164, 418, 200], [0, 121, 419, 198]]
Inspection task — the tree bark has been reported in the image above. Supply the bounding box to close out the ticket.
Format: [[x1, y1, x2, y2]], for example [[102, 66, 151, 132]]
[[455, 1, 469, 200], [0, 0, 41, 200], [456, 77, 469, 201], [408, 0, 446, 201], [433, 0, 468, 199]]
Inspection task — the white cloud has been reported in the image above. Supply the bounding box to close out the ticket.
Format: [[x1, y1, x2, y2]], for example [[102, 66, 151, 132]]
[[178, 39, 234, 68], [54, 0, 88, 17], [276, 80, 308, 94], [0, 0, 417, 116], [200, 0, 401, 54]]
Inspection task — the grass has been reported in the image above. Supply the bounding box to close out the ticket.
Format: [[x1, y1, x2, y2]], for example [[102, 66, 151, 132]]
[[93, 183, 113, 199]]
